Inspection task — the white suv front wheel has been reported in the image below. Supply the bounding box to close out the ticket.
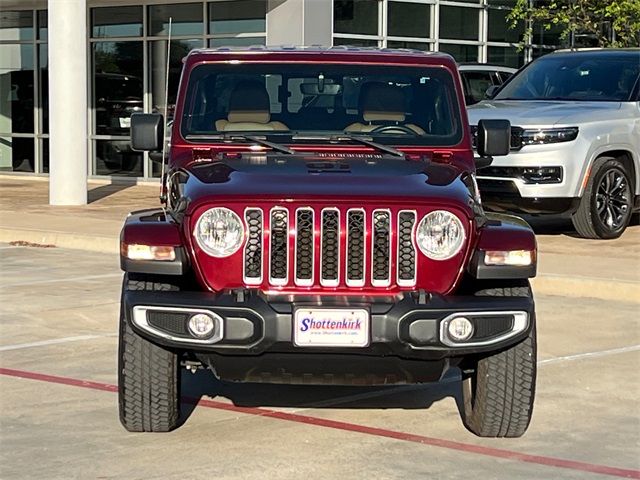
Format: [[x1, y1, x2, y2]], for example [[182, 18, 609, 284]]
[[572, 157, 633, 239]]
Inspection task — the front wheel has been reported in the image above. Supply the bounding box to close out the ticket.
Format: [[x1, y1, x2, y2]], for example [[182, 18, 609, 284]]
[[572, 157, 633, 239], [118, 274, 181, 432], [460, 282, 536, 438]]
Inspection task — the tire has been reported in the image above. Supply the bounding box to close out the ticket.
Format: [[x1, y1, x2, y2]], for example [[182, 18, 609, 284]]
[[460, 281, 536, 438], [118, 274, 181, 432], [572, 157, 633, 239]]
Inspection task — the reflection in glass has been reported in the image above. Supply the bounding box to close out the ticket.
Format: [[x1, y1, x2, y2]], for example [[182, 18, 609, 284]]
[[209, 0, 266, 34], [439, 43, 479, 62], [42, 138, 49, 173], [0, 44, 35, 135], [149, 3, 203, 36], [151, 39, 202, 119], [334, 0, 378, 35], [208, 37, 265, 48], [488, 47, 524, 68], [93, 42, 143, 135], [38, 10, 47, 41], [95, 139, 143, 176], [333, 37, 379, 47], [0, 10, 33, 41], [488, 8, 523, 43], [439, 6, 478, 41], [92, 7, 143, 38], [388, 2, 430, 38], [0, 137, 34, 172], [387, 41, 430, 51], [39, 44, 49, 133]]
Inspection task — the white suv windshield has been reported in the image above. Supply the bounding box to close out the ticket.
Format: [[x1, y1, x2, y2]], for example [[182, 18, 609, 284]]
[[496, 52, 640, 102], [180, 63, 463, 147]]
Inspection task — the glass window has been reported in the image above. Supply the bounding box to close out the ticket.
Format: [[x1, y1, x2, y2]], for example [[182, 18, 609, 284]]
[[488, 8, 523, 43], [208, 37, 265, 47], [0, 137, 34, 173], [95, 139, 143, 176], [149, 3, 203, 36], [92, 7, 143, 38], [460, 71, 498, 105], [333, 37, 379, 47], [42, 138, 49, 174], [93, 42, 143, 136], [531, 21, 565, 47], [0, 44, 35, 135], [439, 6, 478, 41], [388, 1, 430, 38], [387, 41, 430, 51], [37, 10, 47, 41], [438, 43, 478, 62], [180, 63, 463, 147], [334, 0, 378, 36], [209, 0, 267, 34], [0, 10, 33, 42], [39, 44, 49, 133], [487, 46, 524, 68]]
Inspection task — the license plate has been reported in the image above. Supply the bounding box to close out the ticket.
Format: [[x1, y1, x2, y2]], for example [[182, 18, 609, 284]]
[[293, 308, 369, 347], [119, 117, 131, 128]]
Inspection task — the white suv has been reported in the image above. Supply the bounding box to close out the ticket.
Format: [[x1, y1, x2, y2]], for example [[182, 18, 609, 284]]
[[467, 49, 640, 239]]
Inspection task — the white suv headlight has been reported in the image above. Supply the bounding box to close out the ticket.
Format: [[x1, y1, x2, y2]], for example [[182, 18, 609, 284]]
[[194, 207, 244, 257], [416, 210, 465, 260]]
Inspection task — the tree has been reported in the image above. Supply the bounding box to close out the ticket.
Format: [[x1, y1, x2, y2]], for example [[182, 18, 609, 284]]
[[508, 0, 640, 48]]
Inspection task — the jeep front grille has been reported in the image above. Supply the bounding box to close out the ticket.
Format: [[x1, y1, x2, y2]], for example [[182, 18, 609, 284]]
[[244, 206, 418, 289]]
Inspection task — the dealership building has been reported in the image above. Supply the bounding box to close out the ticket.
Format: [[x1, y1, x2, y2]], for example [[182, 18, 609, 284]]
[[0, 0, 561, 204]]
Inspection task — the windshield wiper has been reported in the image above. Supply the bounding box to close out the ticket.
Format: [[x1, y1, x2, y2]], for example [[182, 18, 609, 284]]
[[296, 134, 405, 158], [185, 133, 295, 155]]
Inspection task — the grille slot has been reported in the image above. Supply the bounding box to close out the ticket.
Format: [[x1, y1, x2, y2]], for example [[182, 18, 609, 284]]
[[346, 209, 365, 286], [244, 208, 263, 284], [321, 208, 340, 286], [269, 208, 289, 285], [397, 211, 416, 286], [295, 208, 314, 285], [372, 210, 391, 286]]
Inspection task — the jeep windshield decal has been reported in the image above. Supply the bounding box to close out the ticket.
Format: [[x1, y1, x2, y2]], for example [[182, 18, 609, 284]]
[[180, 64, 463, 147]]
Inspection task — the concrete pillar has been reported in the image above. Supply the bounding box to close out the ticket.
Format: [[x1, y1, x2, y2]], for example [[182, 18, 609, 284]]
[[48, 0, 87, 205], [266, 0, 333, 46]]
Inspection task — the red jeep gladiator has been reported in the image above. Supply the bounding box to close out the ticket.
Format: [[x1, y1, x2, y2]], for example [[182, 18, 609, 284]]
[[121, 46, 537, 438]]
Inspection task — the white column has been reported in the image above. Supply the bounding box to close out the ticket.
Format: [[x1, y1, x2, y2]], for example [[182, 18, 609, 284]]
[[48, 0, 87, 205], [266, 0, 333, 46]]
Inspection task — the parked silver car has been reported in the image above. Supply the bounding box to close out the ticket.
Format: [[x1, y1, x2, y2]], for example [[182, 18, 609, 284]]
[[467, 49, 640, 239]]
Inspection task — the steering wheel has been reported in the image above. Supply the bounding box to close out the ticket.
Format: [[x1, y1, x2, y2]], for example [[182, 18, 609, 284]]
[[370, 124, 419, 136]]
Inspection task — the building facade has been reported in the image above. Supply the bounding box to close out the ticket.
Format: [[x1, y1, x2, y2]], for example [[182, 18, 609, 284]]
[[0, 0, 562, 202]]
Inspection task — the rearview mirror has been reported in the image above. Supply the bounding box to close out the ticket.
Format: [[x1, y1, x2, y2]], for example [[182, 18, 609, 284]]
[[131, 113, 163, 152], [477, 119, 510, 157]]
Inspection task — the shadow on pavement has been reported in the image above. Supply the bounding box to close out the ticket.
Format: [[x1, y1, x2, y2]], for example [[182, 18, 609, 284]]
[[88, 183, 135, 203], [178, 368, 463, 427]]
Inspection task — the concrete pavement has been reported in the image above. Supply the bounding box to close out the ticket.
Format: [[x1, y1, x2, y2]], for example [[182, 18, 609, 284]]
[[0, 176, 638, 303]]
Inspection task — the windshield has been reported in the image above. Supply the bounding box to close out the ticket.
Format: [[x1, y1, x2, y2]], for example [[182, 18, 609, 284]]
[[180, 63, 462, 146], [495, 52, 640, 102]]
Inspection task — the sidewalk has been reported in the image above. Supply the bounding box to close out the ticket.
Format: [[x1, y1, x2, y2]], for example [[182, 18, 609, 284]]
[[1, 176, 638, 303]]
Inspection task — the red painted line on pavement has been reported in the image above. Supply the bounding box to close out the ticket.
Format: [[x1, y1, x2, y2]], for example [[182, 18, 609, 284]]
[[2, 366, 639, 479]]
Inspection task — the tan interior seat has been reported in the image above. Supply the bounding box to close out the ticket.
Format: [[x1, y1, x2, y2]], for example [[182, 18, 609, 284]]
[[345, 82, 425, 135], [215, 81, 289, 132]]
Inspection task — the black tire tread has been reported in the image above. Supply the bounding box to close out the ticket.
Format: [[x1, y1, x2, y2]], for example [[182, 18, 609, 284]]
[[118, 274, 180, 432], [462, 283, 536, 438]]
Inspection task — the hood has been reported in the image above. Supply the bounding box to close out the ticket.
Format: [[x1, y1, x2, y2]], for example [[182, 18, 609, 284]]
[[467, 100, 622, 127], [177, 153, 475, 216]]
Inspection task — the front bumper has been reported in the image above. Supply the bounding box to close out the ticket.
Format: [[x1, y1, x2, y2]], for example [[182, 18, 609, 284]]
[[123, 289, 534, 360]]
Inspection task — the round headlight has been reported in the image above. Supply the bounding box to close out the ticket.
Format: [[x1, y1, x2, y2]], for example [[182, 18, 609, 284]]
[[194, 207, 244, 258], [416, 210, 465, 260]]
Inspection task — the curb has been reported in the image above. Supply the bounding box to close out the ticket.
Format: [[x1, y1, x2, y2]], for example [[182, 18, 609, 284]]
[[1, 227, 638, 304]]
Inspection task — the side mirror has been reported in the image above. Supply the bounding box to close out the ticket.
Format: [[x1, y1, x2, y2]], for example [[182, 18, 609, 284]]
[[131, 113, 163, 151], [485, 85, 500, 99], [477, 119, 510, 157]]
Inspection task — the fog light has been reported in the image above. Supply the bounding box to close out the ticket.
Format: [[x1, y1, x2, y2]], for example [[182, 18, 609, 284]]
[[447, 317, 474, 342], [188, 313, 216, 338]]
